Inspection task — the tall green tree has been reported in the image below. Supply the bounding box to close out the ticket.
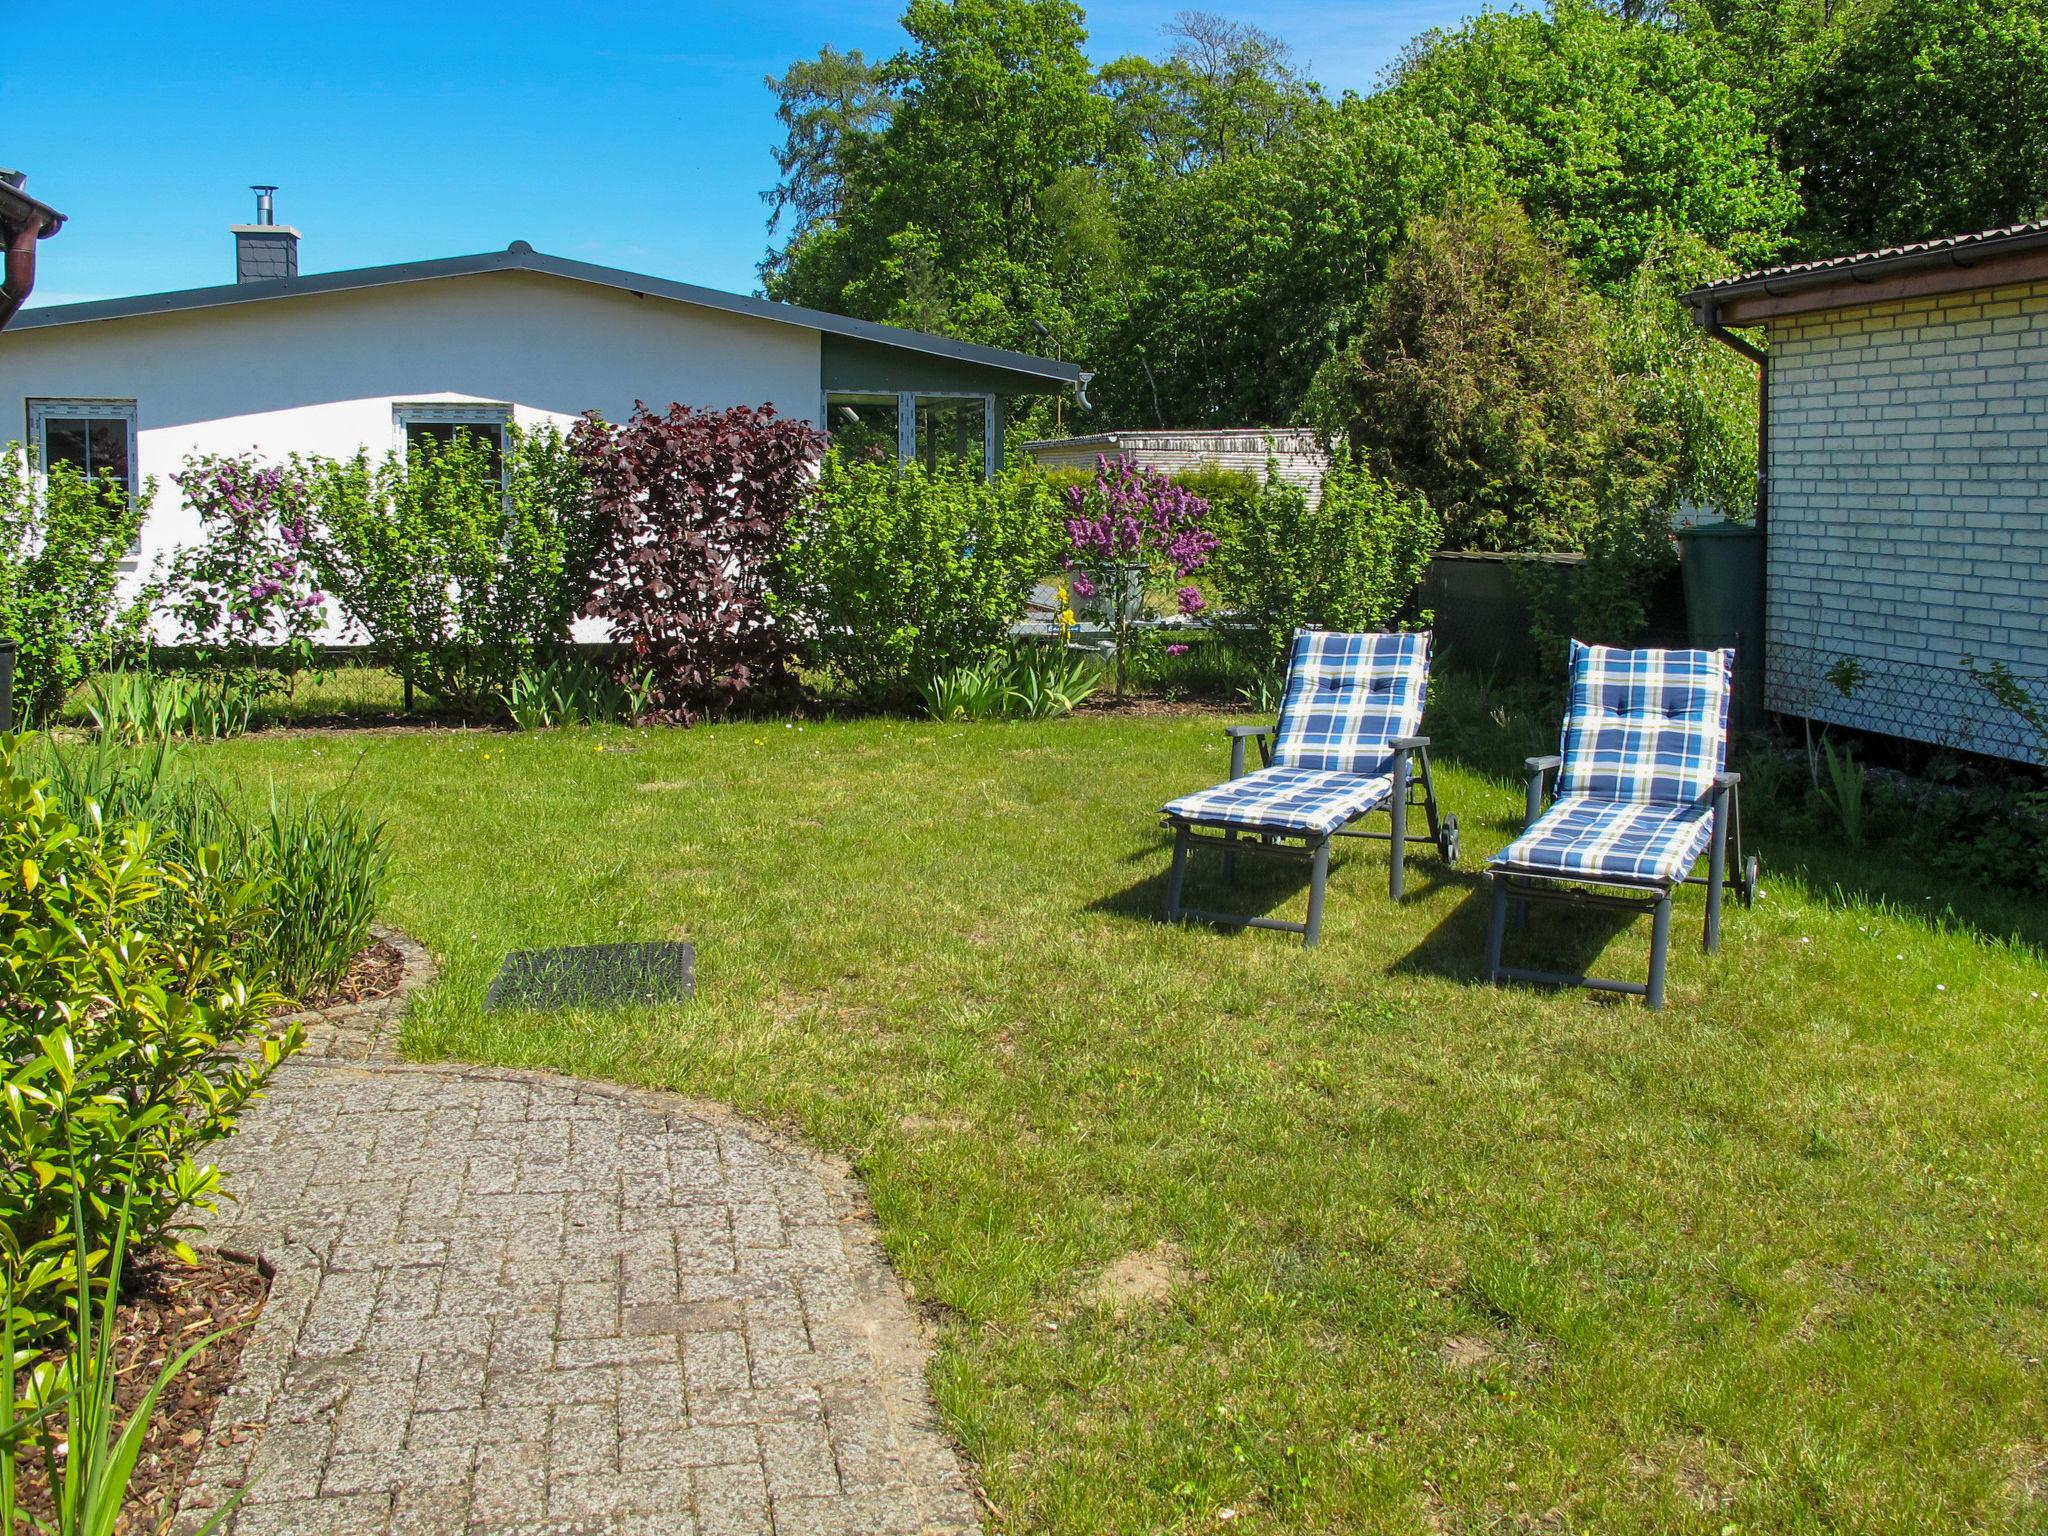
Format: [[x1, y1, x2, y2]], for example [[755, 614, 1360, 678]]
[[1094, 96, 1457, 427], [1779, 0, 2048, 252], [760, 47, 892, 287], [766, 0, 1107, 352], [1306, 194, 1662, 553], [1387, 0, 1799, 287]]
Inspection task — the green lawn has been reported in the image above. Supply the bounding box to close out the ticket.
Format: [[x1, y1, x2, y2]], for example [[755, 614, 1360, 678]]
[[195, 688, 2048, 1534]]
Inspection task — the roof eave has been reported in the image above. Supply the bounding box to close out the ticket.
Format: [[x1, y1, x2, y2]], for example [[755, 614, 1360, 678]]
[[1683, 225, 2048, 317], [0, 182, 65, 242], [6, 244, 1082, 387]]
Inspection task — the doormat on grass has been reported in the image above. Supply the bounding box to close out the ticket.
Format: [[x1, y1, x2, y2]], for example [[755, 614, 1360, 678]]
[[485, 942, 696, 1012]]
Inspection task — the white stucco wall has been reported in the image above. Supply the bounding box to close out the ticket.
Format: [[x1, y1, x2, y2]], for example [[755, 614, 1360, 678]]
[[0, 269, 823, 638], [1765, 277, 2048, 763]]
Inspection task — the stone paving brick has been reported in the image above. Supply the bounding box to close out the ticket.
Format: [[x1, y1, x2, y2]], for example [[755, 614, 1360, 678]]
[[176, 929, 979, 1536]]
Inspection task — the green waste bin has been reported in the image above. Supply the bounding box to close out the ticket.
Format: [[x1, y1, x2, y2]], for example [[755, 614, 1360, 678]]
[[1677, 522, 1765, 729]]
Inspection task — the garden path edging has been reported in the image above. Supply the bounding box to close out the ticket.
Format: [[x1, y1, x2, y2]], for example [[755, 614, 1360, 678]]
[[174, 926, 981, 1536]]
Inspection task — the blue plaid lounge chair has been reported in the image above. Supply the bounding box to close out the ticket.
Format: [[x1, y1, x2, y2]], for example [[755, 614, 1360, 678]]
[[1485, 641, 1759, 1009], [1161, 630, 1459, 946]]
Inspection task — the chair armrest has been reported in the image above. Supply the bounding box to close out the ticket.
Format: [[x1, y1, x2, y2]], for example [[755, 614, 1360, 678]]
[[1223, 722, 1275, 777], [1714, 770, 1742, 788], [1523, 754, 1562, 830], [1390, 734, 1431, 751]]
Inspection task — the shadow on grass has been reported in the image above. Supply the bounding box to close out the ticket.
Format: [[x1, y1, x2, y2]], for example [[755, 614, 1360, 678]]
[[1389, 881, 1648, 990], [1091, 830, 1473, 936]]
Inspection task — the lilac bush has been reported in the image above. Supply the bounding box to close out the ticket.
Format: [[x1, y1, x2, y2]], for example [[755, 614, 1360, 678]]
[[1062, 455, 1217, 693], [165, 454, 328, 683]]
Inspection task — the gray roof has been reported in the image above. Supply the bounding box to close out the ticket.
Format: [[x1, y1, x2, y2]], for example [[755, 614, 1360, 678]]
[[1683, 219, 2048, 305], [9, 241, 1081, 388], [0, 175, 65, 241]]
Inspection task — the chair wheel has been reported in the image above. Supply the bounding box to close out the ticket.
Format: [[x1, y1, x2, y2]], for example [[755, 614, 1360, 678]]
[[1740, 853, 1760, 908], [1439, 814, 1460, 865]]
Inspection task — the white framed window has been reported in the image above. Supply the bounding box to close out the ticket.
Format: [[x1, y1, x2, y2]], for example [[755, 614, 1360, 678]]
[[393, 402, 511, 479], [29, 398, 137, 497], [823, 390, 999, 480], [28, 398, 140, 559]]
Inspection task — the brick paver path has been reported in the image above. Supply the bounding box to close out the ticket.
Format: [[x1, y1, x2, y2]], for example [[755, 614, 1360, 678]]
[[175, 932, 981, 1536]]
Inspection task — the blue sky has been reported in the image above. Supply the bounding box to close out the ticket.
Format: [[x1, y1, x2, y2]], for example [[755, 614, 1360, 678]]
[[6, 0, 1468, 309]]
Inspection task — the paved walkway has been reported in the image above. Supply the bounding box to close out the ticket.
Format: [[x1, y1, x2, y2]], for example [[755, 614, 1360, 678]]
[[175, 932, 981, 1536]]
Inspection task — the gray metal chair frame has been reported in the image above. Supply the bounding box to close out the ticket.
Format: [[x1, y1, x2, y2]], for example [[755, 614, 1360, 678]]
[[1164, 723, 1459, 948], [1485, 755, 1757, 1009]]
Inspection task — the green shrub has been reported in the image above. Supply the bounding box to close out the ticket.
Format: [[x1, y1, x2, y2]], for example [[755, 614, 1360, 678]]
[[781, 453, 1065, 703], [81, 669, 266, 742], [256, 792, 391, 1001], [298, 425, 598, 716], [3, 1183, 250, 1536], [0, 452, 150, 726], [502, 656, 654, 729], [1208, 449, 1441, 668], [34, 736, 390, 1002], [1125, 632, 1271, 701], [917, 646, 1103, 722], [0, 735, 297, 1348]]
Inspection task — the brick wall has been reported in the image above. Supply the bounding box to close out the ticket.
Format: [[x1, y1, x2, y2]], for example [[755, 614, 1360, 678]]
[[1019, 429, 1331, 504], [1766, 277, 2048, 762]]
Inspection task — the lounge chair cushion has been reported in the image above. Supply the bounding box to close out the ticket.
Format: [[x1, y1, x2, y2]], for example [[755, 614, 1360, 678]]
[[1491, 793, 1715, 885], [1270, 630, 1429, 777], [1165, 765, 1395, 838], [1557, 641, 1734, 805]]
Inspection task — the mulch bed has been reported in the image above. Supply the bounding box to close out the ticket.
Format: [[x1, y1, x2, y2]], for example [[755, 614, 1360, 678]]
[[297, 935, 404, 1011], [1076, 693, 1250, 718], [11, 936, 399, 1530], [12, 1250, 270, 1536]]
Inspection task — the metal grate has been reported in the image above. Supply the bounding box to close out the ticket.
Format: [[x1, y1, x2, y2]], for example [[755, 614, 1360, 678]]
[[485, 942, 696, 1013], [1766, 640, 2047, 765]]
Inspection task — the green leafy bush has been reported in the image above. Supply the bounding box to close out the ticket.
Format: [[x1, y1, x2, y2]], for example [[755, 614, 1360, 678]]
[[35, 736, 389, 1002], [779, 453, 1064, 703], [917, 646, 1103, 722], [502, 656, 655, 729], [81, 669, 266, 743], [3, 1182, 250, 1536], [1125, 632, 1271, 701], [0, 735, 297, 1348], [298, 425, 597, 716], [1208, 450, 1441, 668], [256, 792, 391, 1001], [0, 452, 150, 726], [160, 454, 329, 697]]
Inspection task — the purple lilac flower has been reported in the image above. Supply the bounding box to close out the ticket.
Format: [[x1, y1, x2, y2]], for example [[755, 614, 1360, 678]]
[[1176, 586, 1207, 616], [1070, 571, 1096, 599], [1165, 643, 1190, 657]]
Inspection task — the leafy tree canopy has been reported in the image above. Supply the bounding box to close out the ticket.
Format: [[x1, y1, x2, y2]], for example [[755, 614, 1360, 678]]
[[1385, 0, 1800, 287], [1778, 0, 2048, 254]]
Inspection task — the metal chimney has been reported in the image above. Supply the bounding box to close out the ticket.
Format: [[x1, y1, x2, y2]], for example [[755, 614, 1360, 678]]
[[233, 184, 299, 283]]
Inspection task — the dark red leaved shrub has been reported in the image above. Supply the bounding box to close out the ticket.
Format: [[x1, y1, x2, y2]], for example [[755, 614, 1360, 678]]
[[571, 402, 823, 723]]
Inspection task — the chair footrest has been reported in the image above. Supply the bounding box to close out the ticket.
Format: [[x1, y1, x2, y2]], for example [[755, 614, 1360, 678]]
[[1491, 964, 1650, 998], [1169, 907, 1310, 936]]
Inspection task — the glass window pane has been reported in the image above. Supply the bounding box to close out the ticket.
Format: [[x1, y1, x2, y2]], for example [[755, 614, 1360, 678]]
[[406, 421, 505, 482], [826, 394, 899, 464], [87, 418, 132, 489], [914, 397, 986, 479], [43, 417, 89, 474]]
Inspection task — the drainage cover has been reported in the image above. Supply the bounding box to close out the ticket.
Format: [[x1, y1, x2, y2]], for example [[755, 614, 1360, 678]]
[[484, 942, 696, 1013]]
